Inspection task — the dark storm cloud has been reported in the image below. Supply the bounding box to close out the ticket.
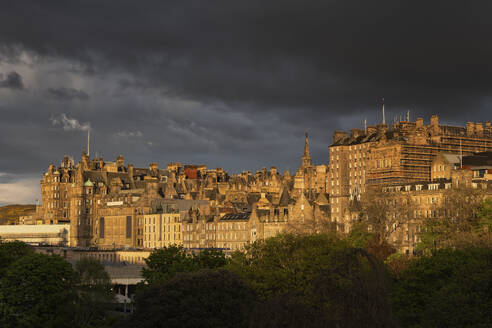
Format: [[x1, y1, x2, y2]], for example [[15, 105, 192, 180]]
[[1, 0, 492, 119], [0, 1, 491, 204], [47, 87, 89, 101], [0, 71, 23, 89]]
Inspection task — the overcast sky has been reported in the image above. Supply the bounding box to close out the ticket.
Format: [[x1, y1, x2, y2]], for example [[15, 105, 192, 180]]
[[1, 1, 491, 204]]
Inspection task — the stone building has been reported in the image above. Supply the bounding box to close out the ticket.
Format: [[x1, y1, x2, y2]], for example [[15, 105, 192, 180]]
[[142, 208, 181, 249], [329, 116, 492, 227], [36, 132, 331, 250], [363, 152, 492, 254], [293, 133, 328, 196]]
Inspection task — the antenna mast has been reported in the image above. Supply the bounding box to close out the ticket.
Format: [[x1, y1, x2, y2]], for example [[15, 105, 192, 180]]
[[87, 127, 90, 158], [460, 139, 463, 168], [382, 97, 385, 125]]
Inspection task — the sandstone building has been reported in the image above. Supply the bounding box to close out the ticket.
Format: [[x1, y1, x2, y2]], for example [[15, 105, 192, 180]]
[[329, 115, 492, 227], [33, 116, 492, 255], [36, 134, 329, 249]]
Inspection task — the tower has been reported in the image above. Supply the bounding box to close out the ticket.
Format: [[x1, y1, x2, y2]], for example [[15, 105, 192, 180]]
[[302, 132, 311, 168]]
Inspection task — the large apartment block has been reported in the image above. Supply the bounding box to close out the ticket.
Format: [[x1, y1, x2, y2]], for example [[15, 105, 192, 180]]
[[329, 115, 492, 225]]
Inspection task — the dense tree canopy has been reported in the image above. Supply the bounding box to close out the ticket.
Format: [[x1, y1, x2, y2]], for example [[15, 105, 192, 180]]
[[74, 257, 115, 328], [391, 247, 492, 328], [129, 270, 256, 328], [142, 245, 226, 284], [419, 187, 488, 251], [0, 240, 34, 277], [352, 188, 415, 247], [0, 253, 78, 328], [227, 233, 396, 327]]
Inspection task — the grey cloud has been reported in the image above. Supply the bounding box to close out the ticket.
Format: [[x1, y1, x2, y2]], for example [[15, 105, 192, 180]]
[[0, 1, 491, 205], [0, 71, 23, 89], [0, 1, 491, 120], [50, 113, 90, 131], [113, 131, 143, 138], [47, 87, 89, 101]]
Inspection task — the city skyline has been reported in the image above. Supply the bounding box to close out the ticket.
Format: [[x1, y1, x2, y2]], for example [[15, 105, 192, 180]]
[[1, 1, 492, 204]]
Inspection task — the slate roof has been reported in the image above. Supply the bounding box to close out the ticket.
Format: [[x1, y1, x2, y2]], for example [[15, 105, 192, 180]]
[[278, 188, 291, 206], [463, 152, 492, 167], [331, 130, 406, 147], [220, 212, 251, 221]]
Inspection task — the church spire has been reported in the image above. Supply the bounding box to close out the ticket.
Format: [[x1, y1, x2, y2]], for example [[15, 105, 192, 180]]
[[302, 132, 311, 167], [304, 132, 310, 157]]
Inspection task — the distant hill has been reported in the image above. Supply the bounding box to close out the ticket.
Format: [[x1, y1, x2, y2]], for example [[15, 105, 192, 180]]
[[0, 205, 36, 225]]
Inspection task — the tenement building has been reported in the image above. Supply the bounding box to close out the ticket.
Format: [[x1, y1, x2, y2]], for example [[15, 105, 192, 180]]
[[329, 115, 492, 228], [380, 151, 492, 254], [34, 117, 490, 254], [36, 134, 330, 249]]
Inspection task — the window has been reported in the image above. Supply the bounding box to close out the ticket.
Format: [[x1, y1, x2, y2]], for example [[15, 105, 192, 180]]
[[126, 216, 132, 238], [99, 218, 105, 238]]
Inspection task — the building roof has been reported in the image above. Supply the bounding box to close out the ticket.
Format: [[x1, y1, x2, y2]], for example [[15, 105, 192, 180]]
[[463, 151, 492, 167], [279, 187, 291, 206], [442, 154, 461, 165], [84, 179, 94, 187], [220, 212, 251, 221]]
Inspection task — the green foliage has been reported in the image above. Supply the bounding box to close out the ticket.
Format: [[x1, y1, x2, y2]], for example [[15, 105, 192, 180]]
[[142, 245, 227, 285], [75, 257, 112, 287], [129, 269, 256, 328], [385, 252, 413, 279], [346, 222, 396, 261], [0, 253, 78, 328], [227, 233, 395, 327], [0, 240, 34, 278], [478, 198, 492, 241], [142, 245, 195, 284], [346, 222, 373, 248], [194, 248, 227, 269], [227, 233, 343, 299], [418, 187, 486, 251], [391, 247, 492, 328], [74, 257, 115, 328]]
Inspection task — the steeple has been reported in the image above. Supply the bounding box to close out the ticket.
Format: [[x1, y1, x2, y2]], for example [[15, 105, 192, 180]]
[[304, 132, 310, 156], [302, 132, 311, 167]]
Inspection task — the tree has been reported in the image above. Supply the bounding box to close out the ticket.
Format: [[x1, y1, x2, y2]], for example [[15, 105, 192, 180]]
[[391, 247, 492, 328], [419, 187, 487, 250], [0, 253, 78, 328], [354, 188, 415, 248], [346, 221, 396, 261], [142, 245, 227, 285], [74, 257, 114, 328], [478, 198, 492, 244], [128, 270, 256, 328], [142, 245, 195, 285], [227, 233, 396, 327], [0, 240, 34, 278], [193, 248, 227, 270]]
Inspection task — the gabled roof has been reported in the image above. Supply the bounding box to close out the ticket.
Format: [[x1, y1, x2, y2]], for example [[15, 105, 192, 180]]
[[315, 192, 329, 205], [279, 187, 291, 207]]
